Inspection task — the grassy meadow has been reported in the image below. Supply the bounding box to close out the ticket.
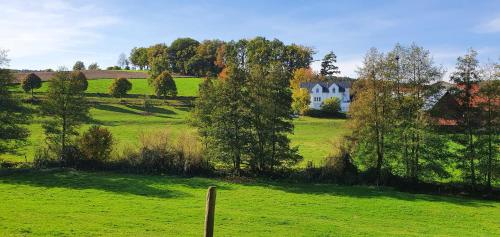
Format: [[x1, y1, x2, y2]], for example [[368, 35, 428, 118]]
[[4, 77, 349, 166], [0, 170, 498, 236], [12, 77, 203, 97]]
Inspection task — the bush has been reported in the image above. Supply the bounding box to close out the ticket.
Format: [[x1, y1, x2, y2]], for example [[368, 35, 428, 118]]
[[322, 137, 358, 183], [116, 130, 211, 175], [153, 71, 177, 99], [321, 97, 341, 115], [70, 71, 88, 92], [21, 73, 42, 98], [109, 77, 132, 98], [78, 125, 114, 161]]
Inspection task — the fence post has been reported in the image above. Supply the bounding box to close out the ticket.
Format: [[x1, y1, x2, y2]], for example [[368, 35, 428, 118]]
[[204, 186, 217, 237]]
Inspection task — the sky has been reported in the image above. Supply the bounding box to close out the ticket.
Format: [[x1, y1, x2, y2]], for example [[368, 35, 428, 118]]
[[0, 0, 499, 78]]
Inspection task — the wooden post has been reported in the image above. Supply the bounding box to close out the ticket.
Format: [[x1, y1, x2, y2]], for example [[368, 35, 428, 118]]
[[204, 186, 217, 237]]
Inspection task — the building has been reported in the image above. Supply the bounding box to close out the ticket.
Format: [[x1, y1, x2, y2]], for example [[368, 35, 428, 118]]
[[300, 81, 352, 112]]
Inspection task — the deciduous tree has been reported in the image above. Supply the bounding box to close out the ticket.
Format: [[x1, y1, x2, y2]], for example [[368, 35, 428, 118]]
[[21, 73, 42, 100], [40, 70, 90, 158], [153, 71, 177, 99], [109, 77, 132, 98], [0, 50, 30, 155]]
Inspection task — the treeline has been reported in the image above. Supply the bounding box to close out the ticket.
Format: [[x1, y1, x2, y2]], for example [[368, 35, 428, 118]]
[[128, 37, 314, 78], [345, 45, 499, 190]]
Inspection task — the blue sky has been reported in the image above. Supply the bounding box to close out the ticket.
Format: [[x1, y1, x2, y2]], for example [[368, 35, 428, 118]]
[[0, 0, 499, 78]]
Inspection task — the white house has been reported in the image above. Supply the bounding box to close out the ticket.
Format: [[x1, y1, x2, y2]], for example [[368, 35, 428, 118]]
[[300, 81, 352, 112]]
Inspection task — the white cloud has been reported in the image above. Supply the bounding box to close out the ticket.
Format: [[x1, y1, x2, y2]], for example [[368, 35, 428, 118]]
[[476, 16, 500, 33], [0, 0, 120, 64]]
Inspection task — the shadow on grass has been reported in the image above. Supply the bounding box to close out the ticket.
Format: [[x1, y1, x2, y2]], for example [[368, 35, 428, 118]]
[[0, 169, 229, 199], [125, 104, 176, 118], [93, 104, 142, 115], [234, 179, 497, 207]]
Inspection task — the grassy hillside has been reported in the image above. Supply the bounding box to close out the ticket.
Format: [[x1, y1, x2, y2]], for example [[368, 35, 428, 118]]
[[2, 102, 346, 166], [0, 170, 498, 236], [12, 77, 203, 97]]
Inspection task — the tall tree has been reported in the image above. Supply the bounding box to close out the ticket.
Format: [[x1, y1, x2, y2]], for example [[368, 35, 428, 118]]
[[450, 49, 482, 188], [0, 50, 30, 155], [387, 44, 445, 181], [478, 60, 499, 190], [320, 51, 340, 77], [41, 70, 90, 157], [147, 44, 170, 79], [349, 48, 395, 185]]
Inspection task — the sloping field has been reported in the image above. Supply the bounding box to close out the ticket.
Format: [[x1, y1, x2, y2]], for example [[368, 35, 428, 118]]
[[13, 70, 150, 83]]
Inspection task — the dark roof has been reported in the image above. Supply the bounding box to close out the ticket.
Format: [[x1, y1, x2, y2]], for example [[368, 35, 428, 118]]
[[300, 80, 352, 93]]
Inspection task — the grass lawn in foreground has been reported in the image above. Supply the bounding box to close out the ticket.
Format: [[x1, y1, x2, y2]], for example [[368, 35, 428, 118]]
[[0, 170, 498, 236]]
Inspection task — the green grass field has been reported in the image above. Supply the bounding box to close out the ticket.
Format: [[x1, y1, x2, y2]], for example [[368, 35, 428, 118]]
[[0, 170, 498, 236], [13, 77, 203, 97], [4, 78, 349, 165]]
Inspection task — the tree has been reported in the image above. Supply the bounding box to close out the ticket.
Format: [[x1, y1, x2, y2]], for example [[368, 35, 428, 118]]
[[291, 68, 315, 115], [78, 125, 114, 161], [348, 48, 395, 185], [186, 40, 224, 77], [168, 38, 200, 75], [0, 49, 30, 155], [40, 70, 90, 158], [129, 47, 149, 70], [153, 71, 177, 99], [21, 73, 42, 100], [117, 53, 129, 69], [147, 44, 170, 79], [292, 88, 310, 115], [73, 61, 85, 71], [450, 49, 482, 188], [193, 37, 305, 174], [478, 61, 499, 190], [88, 62, 100, 70], [321, 97, 341, 114], [320, 51, 340, 77], [387, 43, 445, 181], [285, 44, 314, 72], [109, 77, 132, 98], [70, 71, 88, 92]]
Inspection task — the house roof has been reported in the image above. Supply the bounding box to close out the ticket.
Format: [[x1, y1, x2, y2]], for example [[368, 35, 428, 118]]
[[300, 81, 352, 93]]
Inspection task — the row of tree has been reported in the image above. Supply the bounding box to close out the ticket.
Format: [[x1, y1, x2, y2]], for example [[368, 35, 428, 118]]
[[348, 44, 499, 189], [129, 37, 315, 78]]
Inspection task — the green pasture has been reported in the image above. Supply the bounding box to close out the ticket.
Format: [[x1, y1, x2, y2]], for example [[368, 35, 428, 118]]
[[0, 170, 497, 236]]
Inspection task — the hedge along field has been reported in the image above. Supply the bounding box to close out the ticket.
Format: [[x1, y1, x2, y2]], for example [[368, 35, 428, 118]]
[[12, 77, 203, 97], [0, 170, 498, 236]]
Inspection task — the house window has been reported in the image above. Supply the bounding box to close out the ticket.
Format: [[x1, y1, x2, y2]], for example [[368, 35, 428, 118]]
[[314, 97, 321, 102], [316, 88, 320, 93], [331, 88, 336, 93]]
